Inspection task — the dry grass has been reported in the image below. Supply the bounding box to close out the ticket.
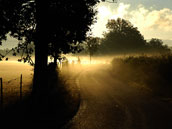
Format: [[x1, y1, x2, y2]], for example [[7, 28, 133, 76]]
[[0, 61, 33, 106]]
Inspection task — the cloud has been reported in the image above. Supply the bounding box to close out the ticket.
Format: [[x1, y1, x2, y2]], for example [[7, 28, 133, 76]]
[[128, 5, 172, 40], [91, 3, 130, 37], [129, 5, 172, 31], [90, 6, 112, 37], [92, 3, 172, 40], [1, 35, 18, 49], [111, 3, 130, 19]]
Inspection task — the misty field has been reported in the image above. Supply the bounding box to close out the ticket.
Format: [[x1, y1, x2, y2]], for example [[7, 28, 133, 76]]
[[0, 61, 33, 106], [111, 54, 172, 98]]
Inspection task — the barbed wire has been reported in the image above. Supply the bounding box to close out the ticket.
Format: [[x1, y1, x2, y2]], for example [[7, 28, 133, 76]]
[[0, 77, 20, 84], [4, 77, 20, 84]]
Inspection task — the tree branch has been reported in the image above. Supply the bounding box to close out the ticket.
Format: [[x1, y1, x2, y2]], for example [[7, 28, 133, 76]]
[[102, 0, 117, 3]]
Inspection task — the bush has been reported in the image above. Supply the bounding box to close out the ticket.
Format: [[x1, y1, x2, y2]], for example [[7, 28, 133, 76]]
[[111, 54, 172, 97]]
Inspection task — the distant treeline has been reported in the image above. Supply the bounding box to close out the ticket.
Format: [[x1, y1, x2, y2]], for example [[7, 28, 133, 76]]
[[1, 18, 172, 58], [0, 43, 35, 63], [98, 38, 171, 55], [0, 42, 35, 55], [81, 18, 172, 56]]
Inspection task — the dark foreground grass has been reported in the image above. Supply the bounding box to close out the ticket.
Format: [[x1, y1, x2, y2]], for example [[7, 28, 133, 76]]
[[111, 54, 172, 98], [0, 65, 80, 129]]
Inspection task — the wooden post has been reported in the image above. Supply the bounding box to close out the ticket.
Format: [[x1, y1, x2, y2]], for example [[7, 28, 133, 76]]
[[20, 74, 22, 101], [0, 78, 3, 110]]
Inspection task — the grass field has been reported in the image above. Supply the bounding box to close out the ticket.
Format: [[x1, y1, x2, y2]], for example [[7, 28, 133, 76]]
[[0, 61, 33, 106]]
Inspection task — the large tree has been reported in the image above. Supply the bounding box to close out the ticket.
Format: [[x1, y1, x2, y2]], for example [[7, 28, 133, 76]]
[[0, 0, 104, 93], [0, 0, 116, 94], [101, 18, 146, 54], [34, 0, 101, 93]]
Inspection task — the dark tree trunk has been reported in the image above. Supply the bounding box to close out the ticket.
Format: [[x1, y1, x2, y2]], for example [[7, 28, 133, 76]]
[[33, 0, 49, 94], [33, 40, 48, 92], [54, 52, 58, 66]]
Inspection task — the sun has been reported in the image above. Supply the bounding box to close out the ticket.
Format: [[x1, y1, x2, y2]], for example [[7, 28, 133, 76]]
[[91, 3, 131, 37], [98, 6, 111, 17]]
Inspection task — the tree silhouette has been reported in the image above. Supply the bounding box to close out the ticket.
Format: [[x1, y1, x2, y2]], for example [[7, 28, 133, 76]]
[[0, 0, 102, 93], [0, 1, 117, 127], [0, 0, 117, 95], [85, 37, 100, 63], [147, 38, 170, 53], [101, 18, 146, 54]]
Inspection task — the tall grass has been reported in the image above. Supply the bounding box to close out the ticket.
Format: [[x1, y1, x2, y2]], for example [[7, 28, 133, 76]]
[[111, 54, 172, 97]]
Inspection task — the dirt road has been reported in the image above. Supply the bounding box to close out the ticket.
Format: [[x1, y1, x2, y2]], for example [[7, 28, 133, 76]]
[[64, 65, 172, 129]]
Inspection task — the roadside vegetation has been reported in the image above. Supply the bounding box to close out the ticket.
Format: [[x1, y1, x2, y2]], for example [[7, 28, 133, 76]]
[[111, 54, 172, 98]]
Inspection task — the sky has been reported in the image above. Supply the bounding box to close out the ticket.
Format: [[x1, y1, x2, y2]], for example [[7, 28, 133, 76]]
[[1, 0, 172, 49], [1, 35, 18, 49], [91, 0, 172, 41]]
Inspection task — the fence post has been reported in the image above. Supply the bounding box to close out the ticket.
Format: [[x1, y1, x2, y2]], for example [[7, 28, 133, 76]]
[[0, 78, 3, 110], [20, 74, 22, 101]]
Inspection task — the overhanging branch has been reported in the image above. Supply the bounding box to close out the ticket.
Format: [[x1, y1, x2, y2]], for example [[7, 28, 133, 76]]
[[102, 0, 118, 3]]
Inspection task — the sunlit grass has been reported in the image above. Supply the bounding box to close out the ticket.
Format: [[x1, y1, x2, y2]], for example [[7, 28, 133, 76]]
[[0, 61, 33, 106]]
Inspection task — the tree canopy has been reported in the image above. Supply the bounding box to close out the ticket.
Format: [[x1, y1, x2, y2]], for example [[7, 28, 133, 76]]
[[0, 0, 117, 91], [0, 0, 100, 57], [147, 38, 171, 53], [100, 18, 146, 54]]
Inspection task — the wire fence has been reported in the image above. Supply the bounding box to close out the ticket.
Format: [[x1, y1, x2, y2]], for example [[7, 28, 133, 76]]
[[0, 74, 32, 110]]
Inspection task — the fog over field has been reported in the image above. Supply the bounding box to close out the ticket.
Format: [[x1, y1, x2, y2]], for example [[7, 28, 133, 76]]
[[0, 1, 172, 128]]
